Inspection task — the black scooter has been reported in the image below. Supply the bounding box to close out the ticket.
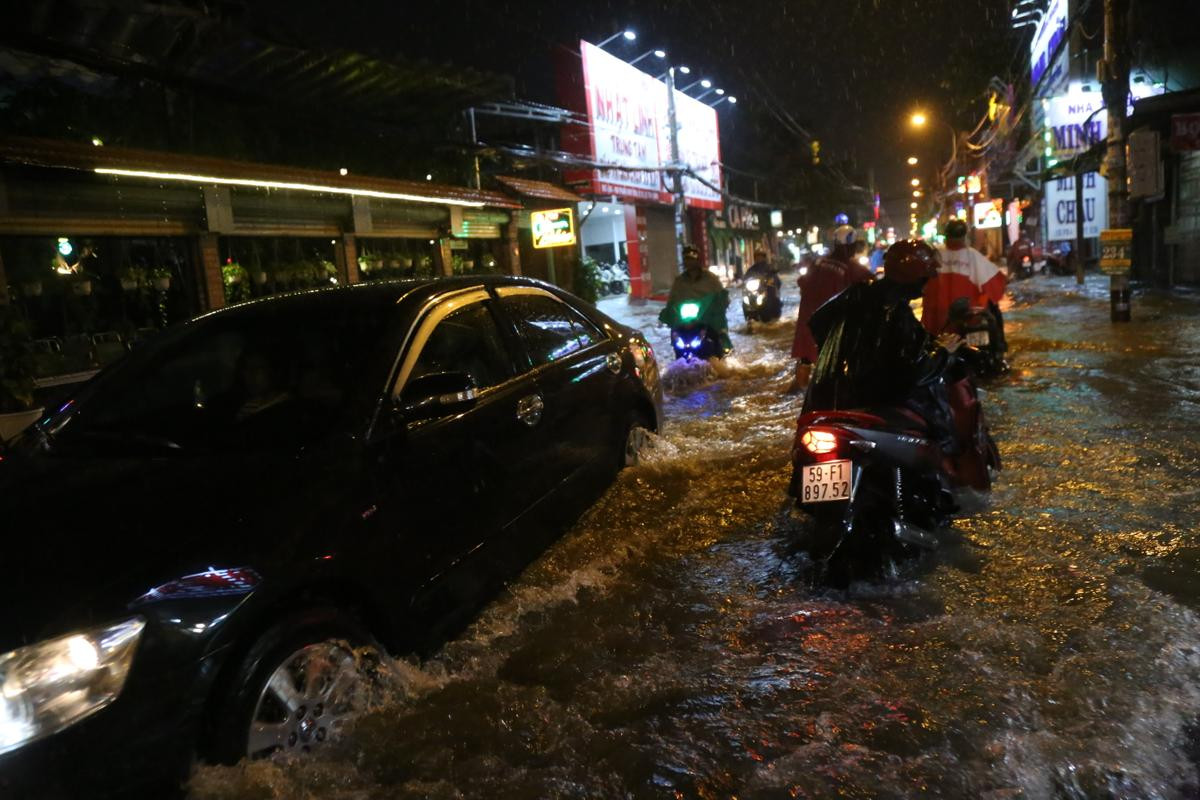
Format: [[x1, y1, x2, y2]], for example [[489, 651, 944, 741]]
[[789, 360, 999, 582]]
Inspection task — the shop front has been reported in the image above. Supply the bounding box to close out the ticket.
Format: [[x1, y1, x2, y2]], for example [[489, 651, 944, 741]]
[[0, 136, 519, 382]]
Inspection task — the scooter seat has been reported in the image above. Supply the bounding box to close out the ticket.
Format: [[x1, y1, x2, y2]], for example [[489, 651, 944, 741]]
[[862, 406, 930, 436]]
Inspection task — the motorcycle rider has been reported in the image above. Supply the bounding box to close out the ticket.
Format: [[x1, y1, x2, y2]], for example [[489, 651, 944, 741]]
[[923, 219, 1008, 351], [786, 224, 873, 394], [744, 249, 777, 283], [803, 239, 963, 454], [660, 243, 731, 353]]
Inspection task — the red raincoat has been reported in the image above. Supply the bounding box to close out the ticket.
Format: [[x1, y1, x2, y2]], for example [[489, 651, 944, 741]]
[[921, 245, 1008, 336], [792, 255, 873, 361]]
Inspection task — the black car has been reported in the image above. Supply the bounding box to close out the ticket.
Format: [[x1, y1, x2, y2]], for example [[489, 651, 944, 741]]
[[0, 277, 663, 798]]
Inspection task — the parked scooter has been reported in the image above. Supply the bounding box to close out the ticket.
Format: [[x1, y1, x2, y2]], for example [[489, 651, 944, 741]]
[[789, 358, 1000, 581], [659, 294, 730, 361], [742, 273, 783, 323]]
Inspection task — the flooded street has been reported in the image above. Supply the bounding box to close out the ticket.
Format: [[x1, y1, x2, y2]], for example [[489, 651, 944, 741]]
[[192, 275, 1200, 800]]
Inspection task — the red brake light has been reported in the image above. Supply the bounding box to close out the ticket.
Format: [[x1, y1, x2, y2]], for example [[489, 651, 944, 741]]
[[800, 429, 839, 455]]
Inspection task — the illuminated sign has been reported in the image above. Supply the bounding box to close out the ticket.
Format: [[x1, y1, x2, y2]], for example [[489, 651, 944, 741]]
[[563, 41, 723, 210], [531, 208, 577, 248], [966, 174, 983, 195], [1045, 172, 1107, 240], [770, 209, 783, 227], [1031, 0, 1069, 91], [974, 200, 1004, 230], [1045, 90, 1106, 159]]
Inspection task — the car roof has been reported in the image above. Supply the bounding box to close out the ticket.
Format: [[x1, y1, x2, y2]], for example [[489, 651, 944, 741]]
[[191, 275, 568, 323]]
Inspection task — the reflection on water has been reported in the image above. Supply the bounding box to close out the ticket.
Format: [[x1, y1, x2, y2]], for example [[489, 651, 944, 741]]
[[191, 275, 1200, 800]]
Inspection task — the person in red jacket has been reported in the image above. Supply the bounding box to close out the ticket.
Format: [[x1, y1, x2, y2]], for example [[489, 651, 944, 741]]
[[785, 224, 874, 394], [922, 219, 1008, 345]]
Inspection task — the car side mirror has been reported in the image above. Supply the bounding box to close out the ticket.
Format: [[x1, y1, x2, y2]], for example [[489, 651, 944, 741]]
[[397, 371, 478, 420]]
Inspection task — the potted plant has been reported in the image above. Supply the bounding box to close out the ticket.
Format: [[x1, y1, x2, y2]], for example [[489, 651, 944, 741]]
[[0, 306, 43, 442], [151, 267, 172, 291], [118, 264, 145, 292]]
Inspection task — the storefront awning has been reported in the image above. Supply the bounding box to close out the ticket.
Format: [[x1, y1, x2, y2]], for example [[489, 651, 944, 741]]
[[495, 176, 582, 204], [0, 137, 521, 210]]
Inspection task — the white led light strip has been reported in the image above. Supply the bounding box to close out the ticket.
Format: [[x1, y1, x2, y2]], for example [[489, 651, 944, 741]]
[[94, 167, 487, 208]]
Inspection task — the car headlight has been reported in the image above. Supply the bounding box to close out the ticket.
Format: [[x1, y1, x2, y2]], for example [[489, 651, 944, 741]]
[[745, 278, 761, 292], [0, 617, 145, 755]]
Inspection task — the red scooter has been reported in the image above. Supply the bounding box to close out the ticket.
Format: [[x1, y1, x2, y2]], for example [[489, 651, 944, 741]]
[[789, 359, 1000, 580]]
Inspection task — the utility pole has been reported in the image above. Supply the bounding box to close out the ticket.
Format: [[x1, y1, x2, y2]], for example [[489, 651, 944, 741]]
[[665, 67, 686, 273], [1101, 0, 1131, 320]]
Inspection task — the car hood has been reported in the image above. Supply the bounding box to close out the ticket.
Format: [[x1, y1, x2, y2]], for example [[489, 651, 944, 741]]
[[0, 441, 337, 653]]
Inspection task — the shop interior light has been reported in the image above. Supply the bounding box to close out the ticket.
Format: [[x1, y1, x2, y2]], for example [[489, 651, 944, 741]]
[[907, 156, 918, 165], [911, 178, 921, 186], [94, 168, 488, 207]]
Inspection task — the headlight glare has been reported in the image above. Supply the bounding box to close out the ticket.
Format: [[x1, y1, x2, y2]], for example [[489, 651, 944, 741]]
[[745, 278, 761, 292], [0, 617, 145, 755]]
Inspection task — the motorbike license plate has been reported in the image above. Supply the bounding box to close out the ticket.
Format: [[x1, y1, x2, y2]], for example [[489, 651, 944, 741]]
[[800, 459, 854, 503], [966, 330, 990, 347]]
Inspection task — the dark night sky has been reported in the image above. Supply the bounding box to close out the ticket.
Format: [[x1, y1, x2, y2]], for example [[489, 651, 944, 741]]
[[251, 0, 1017, 226]]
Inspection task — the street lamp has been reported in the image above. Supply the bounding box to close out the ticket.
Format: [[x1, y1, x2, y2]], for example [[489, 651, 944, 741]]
[[911, 178, 921, 187], [907, 156, 919, 166], [913, 190, 923, 197], [596, 29, 637, 48], [655, 65, 690, 80], [680, 78, 713, 92], [629, 48, 667, 66], [709, 95, 737, 108], [910, 112, 928, 127], [695, 86, 722, 101]]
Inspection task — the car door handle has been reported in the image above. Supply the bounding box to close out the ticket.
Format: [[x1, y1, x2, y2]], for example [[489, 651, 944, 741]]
[[516, 393, 544, 427], [605, 352, 622, 375]]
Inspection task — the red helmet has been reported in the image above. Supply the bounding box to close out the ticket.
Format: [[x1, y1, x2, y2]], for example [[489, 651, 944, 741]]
[[883, 239, 938, 284]]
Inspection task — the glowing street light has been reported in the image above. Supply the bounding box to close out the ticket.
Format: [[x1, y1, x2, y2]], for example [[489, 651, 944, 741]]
[[911, 178, 921, 187], [597, 29, 637, 48], [911, 202, 919, 209], [907, 156, 919, 166], [910, 112, 928, 127], [913, 190, 923, 197], [629, 48, 667, 66]]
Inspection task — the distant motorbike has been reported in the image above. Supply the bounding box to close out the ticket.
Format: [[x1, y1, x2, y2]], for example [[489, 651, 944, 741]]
[[943, 297, 1008, 379], [742, 273, 783, 323], [659, 293, 730, 361], [789, 359, 1000, 581], [608, 261, 630, 295]]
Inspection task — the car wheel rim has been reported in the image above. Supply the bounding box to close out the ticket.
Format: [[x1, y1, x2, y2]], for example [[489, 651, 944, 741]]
[[625, 425, 649, 467], [247, 641, 367, 759]]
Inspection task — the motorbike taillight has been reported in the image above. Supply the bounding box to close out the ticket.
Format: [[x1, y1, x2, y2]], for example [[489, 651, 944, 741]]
[[800, 429, 839, 455]]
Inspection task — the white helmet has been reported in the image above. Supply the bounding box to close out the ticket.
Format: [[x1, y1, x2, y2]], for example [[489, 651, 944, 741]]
[[832, 225, 857, 246]]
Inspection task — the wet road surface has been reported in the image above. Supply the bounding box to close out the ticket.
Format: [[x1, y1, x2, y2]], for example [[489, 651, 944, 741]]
[[192, 274, 1200, 800]]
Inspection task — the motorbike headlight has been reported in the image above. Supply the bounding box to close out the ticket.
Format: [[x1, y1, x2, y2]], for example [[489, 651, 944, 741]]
[[745, 278, 761, 292], [799, 267, 809, 277], [679, 302, 701, 322], [0, 617, 145, 755]]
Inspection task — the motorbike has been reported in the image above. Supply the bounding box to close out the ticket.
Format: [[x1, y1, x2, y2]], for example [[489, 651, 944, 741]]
[[659, 292, 731, 361], [789, 358, 1000, 581], [943, 297, 1008, 378], [742, 272, 783, 323], [608, 261, 630, 295]]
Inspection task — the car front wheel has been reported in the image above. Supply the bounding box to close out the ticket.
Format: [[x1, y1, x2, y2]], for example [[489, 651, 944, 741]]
[[210, 610, 381, 763]]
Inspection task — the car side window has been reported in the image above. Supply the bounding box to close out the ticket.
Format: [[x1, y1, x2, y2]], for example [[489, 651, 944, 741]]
[[500, 294, 605, 368], [409, 301, 513, 390]]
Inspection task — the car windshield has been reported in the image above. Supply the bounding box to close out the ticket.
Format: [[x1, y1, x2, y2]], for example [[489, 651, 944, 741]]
[[53, 301, 392, 454]]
